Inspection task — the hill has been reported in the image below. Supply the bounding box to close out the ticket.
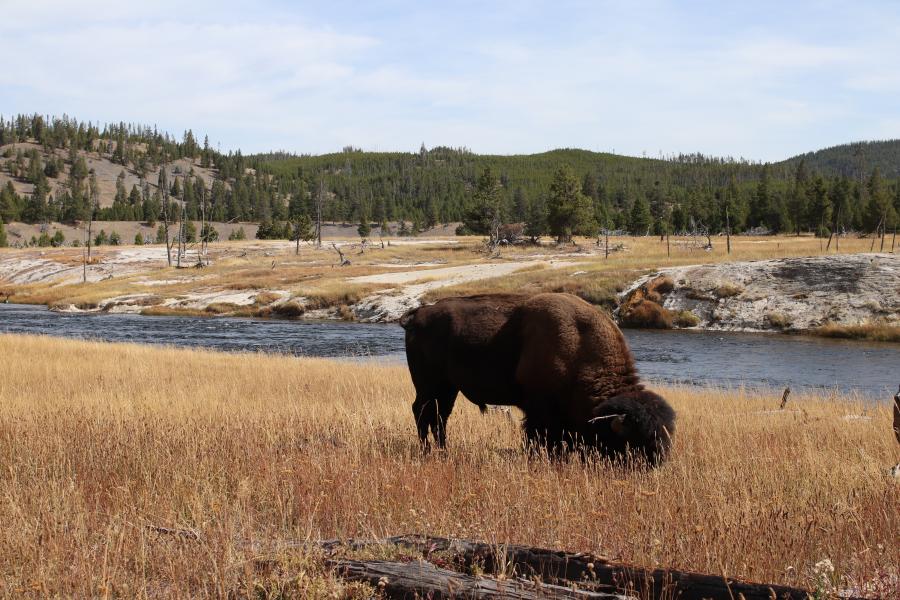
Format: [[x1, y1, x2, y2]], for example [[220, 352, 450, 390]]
[[781, 139, 900, 179]]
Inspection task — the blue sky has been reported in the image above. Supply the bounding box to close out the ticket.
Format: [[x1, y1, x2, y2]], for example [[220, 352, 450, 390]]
[[3, 0, 899, 160]]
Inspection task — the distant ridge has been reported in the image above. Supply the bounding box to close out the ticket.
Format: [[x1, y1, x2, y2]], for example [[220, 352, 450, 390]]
[[781, 139, 900, 179]]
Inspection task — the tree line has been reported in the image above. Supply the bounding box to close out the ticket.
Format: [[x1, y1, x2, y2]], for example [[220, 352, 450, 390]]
[[1, 113, 899, 247]]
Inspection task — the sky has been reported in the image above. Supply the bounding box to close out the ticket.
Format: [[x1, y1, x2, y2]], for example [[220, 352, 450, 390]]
[[3, 0, 900, 161]]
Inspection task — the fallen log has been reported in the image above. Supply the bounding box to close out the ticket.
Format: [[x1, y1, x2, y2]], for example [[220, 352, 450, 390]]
[[329, 558, 633, 600], [322, 535, 858, 600]]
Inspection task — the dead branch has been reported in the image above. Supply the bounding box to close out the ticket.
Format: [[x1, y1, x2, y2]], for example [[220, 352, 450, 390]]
[[144, 525, 200, 541], [331, 242, 351, 267]]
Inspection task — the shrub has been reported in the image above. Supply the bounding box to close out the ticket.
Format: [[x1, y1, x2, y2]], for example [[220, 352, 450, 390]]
[[674, 310, 700, 328], [620, 300, 673, 329], [228, 227, 246, 241], [766, 312, 793, 329], [109, 231, 121, 246], [134, 232, 144, 245], [713, 281, 744, 298], [51, 231, 65, 247], [336, 304, 355, 321], [201, 224, 219, 242], [714, 282, 743, 298], [205, 303, 242, 315], [270, 302, 305, 318]]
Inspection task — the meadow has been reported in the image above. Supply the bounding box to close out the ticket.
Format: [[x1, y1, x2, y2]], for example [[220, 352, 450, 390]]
[[0, 334, 897, 598]]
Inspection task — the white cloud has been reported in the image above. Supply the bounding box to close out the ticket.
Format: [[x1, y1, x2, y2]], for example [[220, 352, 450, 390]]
[[4, 1, 900, 160]]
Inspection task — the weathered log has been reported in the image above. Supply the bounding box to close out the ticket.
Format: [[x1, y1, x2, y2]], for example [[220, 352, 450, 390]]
[[329, 558, 633, 600], [322, 535, 858, 600]]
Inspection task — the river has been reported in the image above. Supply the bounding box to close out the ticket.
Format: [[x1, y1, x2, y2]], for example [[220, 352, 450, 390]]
[[1, 304, 897, 397]]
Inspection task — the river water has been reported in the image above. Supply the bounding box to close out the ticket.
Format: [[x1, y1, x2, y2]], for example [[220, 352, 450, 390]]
[[1, 304, 897, 397]]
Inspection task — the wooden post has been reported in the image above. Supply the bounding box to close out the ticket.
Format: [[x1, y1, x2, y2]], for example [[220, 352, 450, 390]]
[[779, 387, 791, 410], [725, 203, 731, 255], [870, 217, 883, 252]]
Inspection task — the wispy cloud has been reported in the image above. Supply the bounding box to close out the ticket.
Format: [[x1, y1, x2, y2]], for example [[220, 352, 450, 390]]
[[3, 1, 900, 160]]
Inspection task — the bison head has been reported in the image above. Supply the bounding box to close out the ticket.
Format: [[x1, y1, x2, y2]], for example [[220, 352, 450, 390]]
[[589, 390, 675, 466]]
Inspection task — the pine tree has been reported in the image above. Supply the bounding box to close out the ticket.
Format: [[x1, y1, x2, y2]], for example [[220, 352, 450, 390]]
[[524, 197, 547, 243], [789, 160, 809, 234], [0, 219, 7, 247], [512, 187, 528, 223], [292, 214, 313, 254], [357, 205, 371, 238], [461, 167, 503, 241], [628, 194, 652, 235], [865, 167, 890, 233], [547, 166, 595, 243], [807, 176, 832, 237]]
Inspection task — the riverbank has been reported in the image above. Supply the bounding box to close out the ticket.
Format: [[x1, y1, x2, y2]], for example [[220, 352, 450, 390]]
[[0, 334, 897, 597], [1, 235, 897, 339]]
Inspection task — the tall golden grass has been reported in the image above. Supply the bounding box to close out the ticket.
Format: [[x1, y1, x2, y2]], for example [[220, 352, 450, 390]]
[[0, 334, 897, 598]]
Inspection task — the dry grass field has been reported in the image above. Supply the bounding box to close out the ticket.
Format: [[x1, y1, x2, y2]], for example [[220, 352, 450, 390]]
[[0, 334, 897, 598]]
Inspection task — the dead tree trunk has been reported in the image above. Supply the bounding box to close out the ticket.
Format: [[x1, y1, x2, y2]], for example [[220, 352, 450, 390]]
[[321, 536, 845, 600], [330, 559, 630, 600]]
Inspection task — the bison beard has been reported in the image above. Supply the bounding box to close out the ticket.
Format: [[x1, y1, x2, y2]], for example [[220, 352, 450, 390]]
[[401, 292, 676, 466]]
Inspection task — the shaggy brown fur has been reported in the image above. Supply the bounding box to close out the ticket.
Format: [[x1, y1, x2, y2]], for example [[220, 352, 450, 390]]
[[401, 292, 676, 465]]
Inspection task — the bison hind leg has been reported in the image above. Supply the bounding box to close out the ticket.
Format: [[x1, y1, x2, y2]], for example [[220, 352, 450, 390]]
[[432, 388, 458, 449], [412, 387, 458, 451], [412, 394, 436, 450]]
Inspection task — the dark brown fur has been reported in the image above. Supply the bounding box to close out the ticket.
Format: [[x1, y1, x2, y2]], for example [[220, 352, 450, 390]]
[[401, 293, 676, 465]]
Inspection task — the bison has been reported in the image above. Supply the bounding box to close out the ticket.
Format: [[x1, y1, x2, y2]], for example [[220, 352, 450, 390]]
[[400, 292, 676, 465]]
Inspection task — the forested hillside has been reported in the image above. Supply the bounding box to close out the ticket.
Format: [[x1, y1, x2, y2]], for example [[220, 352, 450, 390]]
[[1, 113, 899, 249], [783, 140, 900, 179]]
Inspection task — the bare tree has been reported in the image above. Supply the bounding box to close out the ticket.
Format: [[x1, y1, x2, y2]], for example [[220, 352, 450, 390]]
[[158, 161, 173, 267], [315, 178, 325, 248], [176, 175, 186, 268], [83, 171, 100, 283]]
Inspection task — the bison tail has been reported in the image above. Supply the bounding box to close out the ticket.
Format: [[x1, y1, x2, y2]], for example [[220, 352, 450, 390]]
[[399, 307, 420, 330]]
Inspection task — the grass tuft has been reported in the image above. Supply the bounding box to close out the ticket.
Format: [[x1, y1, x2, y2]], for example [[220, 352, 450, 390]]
[[812, 322, 900, 343]]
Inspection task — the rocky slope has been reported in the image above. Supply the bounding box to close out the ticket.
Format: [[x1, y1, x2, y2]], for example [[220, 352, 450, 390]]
[[619, 254, 900, 332]]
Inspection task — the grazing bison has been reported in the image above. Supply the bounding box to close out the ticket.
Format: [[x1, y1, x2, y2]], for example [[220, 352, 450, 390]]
[[400, 292, 676, 465]]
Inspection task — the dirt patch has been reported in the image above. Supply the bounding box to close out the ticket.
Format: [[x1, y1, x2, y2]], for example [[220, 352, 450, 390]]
[[352, 260, 578, 322]]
